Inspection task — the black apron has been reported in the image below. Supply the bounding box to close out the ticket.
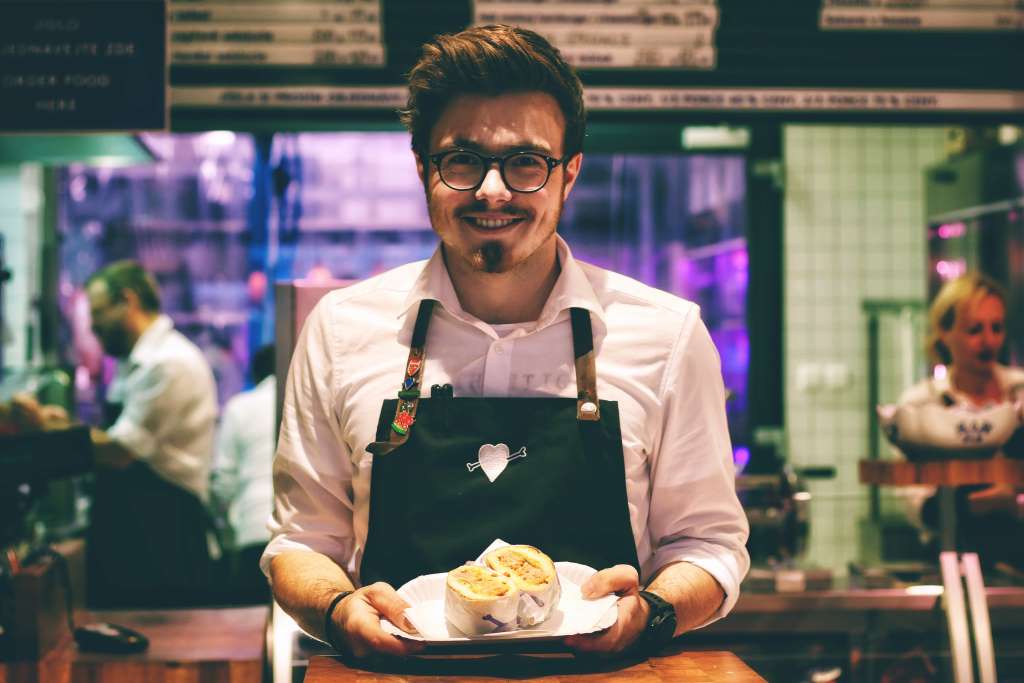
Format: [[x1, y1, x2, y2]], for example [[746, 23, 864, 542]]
[[360, 301, 640, 588], [86, 402, 214, 608]]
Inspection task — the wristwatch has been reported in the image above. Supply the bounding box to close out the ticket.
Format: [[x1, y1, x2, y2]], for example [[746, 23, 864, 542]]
[[634, 590, 677, 654]]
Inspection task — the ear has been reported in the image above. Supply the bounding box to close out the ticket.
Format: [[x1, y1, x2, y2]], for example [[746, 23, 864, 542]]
[[120, 288, 141, 311], [561, 152, 583, 202]]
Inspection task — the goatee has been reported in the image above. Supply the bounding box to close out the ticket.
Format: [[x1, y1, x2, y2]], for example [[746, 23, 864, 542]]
[[475, 242, 506, 273]]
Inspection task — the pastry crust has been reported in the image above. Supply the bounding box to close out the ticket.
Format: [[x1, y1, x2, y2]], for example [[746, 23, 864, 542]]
[[483, 545, 556, 590], [483, 545, 561, 626], [446, 565, 519, 601]]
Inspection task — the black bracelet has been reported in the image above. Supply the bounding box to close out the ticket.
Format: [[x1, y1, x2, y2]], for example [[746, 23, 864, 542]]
[[323, 590, 354, 652]]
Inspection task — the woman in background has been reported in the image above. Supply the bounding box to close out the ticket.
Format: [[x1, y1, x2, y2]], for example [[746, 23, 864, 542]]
[[900, 272, 1024, 567]]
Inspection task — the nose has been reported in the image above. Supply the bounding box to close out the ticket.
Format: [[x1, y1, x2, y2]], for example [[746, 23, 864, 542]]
[[474, 164, 512, 204]]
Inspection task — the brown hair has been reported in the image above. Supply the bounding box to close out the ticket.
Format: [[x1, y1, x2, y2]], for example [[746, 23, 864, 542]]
[[926, 272, 1006, 365], [399, 25, 585, 160], [86, 259, 161, 313]]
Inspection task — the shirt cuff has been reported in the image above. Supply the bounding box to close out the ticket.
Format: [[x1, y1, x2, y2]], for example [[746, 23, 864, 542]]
[[107, 418, 157, 461], [646, 542, 747, 629]]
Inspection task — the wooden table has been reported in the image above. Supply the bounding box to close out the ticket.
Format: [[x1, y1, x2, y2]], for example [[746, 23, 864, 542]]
[[859, 457, 1024, 683], [304, 647, 765, 682], [859, 458, 1024, 487], [0, 606, 267, 683]]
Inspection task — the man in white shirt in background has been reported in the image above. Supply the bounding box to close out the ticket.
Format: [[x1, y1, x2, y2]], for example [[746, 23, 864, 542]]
[[264, 25, 748, 659], [81, 260, 218, 607], [211, 343, 276, 604]]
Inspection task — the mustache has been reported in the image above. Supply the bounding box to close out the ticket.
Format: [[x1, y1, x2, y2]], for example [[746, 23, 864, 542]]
[[457, 205, 529, 218], [978, 350, 996, 361]]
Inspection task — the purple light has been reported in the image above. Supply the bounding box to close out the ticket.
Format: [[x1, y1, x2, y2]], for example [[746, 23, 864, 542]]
[[935, 259, 966, 280], [936, 222, 966, 240], [733, 446, 750, 473]]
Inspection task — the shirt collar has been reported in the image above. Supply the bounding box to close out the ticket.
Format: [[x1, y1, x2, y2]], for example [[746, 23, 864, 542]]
[[128, 314, 174, 365], [399, 235, 606, 332]]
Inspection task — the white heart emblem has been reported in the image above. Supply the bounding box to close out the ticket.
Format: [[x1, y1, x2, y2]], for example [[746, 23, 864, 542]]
[[477, 443, 510, 482]]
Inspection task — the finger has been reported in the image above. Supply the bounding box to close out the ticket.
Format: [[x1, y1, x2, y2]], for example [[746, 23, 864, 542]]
[[345, 611, 423, 658], [361, 629, 425, 657], [564, 628, 618, 654], [581, 564, 639, 599], [364, 582, 418, 634]]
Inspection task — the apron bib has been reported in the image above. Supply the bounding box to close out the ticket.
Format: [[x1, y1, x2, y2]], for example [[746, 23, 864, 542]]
[[359, 301, 639, 588]]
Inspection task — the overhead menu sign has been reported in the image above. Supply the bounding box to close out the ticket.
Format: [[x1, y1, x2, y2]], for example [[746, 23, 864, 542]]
[[168, 0, 385, 67], [584, 86, 1024, 111], [172, 84, 1024, 113], [473, 0, 720, 69], [0, 0, 166, 132], [821, 0, 1024, 30]]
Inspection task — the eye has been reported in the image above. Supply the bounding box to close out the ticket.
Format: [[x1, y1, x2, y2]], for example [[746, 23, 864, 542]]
[[992, 323, 1004, 334], [967, 324, 983, 335], [446, 151, 480, 166], [508, 153, 545, 168]]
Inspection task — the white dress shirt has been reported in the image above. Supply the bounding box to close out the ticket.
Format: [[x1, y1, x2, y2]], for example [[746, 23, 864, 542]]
[[211, 376, 277, 549], [264, 237, 750, 624], [107, 314, 218, 500]]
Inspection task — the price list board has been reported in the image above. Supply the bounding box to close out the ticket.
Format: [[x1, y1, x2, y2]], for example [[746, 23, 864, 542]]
[[163, 0, 1023, 128], [169, 0, 385, 68], [0, 0, 166, 132], [820, 0, 1024, 32], [472, 0, 720, 70]]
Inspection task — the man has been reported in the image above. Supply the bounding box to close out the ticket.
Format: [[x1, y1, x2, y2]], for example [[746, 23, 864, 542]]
[[264, 25, 749, 658], [83, 260, 218, 606], [210, 344, 276, 603]]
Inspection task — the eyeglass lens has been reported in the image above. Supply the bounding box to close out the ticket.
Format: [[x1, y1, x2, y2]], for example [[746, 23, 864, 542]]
[[439, 151, 550, 192]]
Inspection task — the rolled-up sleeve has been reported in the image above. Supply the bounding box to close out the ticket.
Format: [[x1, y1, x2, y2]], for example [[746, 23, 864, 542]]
[[645, 314, 750, 626], [107, 363, 171, 460], [261, 297, 356, 577]]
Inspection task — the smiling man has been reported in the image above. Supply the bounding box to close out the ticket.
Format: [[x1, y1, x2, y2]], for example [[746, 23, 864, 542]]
[[264, 25, 749, 658]]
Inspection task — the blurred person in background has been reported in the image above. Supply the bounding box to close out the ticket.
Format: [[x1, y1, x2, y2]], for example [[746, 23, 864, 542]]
[[210, 343, 276, 604], [21, 260, 219, 606], [899, 272, 1024, 568]]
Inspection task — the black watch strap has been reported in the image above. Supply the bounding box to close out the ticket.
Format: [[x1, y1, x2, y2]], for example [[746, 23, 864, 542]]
[[634, 590, 677, 655], [323, 590, 354, 652]]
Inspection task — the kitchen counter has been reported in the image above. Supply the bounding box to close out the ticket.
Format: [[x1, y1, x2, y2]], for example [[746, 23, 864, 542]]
[[303, 648, 766, 682], [0, 606, 267, 683]]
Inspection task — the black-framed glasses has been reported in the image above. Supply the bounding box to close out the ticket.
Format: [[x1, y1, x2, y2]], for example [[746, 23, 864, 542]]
[[428, 149, 565, 193]]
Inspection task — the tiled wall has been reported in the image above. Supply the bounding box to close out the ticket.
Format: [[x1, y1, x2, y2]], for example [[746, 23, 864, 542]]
[[783, 126, 948, 572], [0, 164, 42, 373]]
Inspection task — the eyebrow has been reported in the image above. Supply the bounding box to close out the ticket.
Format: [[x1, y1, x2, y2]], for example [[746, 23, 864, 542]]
[[444, 136, 555, 156]]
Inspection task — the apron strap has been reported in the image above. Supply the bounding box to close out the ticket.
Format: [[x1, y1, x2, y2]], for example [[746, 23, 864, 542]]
[[570, 308, 600, 422], [379, 299, 435, 451]]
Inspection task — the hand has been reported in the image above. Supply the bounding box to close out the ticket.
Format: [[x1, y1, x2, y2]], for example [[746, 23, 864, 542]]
[[968, 484, 1017, 517], [563, 564, 649, 656], [330, 582, 425, 658], [8, 395, 71, 432]]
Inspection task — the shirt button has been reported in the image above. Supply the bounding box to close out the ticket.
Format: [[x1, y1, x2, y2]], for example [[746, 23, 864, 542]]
[[494, 344, 504, 355]]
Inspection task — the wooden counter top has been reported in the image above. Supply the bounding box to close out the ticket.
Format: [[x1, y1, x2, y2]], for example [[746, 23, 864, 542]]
[[304, 648, 766, 682], [860, 458, 1024, 486], [0, 606, 267, 683]]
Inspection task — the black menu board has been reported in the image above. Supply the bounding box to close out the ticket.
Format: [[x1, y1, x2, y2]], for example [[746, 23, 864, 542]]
[[0, 0, 166, 132], [27, 0, 1011, 129]]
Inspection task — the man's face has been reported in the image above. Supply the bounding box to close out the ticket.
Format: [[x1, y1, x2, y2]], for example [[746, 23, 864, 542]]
[[943, 293, 1006, 375], [86, 280, 132, 358], [419, 92, 582, 274]]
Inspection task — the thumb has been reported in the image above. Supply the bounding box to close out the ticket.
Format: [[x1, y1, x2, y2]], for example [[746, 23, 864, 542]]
[[581, 564, 640, 599], [364, 582, 418, 634]]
